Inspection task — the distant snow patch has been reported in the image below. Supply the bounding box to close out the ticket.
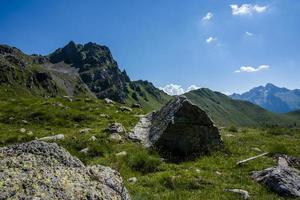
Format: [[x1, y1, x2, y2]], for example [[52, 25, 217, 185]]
[[159, 84, 200, 96]]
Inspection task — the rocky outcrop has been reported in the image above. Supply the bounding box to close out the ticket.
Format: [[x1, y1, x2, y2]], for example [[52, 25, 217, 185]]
[[129, 96, 223, 162], [49, 41, 130, 102], [0, 42, 171, 108], [0, 141, 130, 200], [108, 122, 125, 133], [252, 155, 300, 198], [0, 44, 93, 98]]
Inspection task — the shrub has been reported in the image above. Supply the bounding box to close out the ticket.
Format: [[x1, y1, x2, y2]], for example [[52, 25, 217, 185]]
[[128, 151, 161, 173], [269, 143, 291, 156]]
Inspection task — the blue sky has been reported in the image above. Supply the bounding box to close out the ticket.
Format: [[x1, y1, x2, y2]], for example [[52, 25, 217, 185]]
[[0, 0, 299, 94]]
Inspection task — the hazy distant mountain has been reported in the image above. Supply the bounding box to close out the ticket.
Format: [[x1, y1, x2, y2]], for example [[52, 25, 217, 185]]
[[230, 83, 300, 113]]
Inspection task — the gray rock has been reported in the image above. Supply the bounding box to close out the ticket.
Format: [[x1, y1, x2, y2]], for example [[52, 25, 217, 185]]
[[131, 103, 142, 108], [0, 141, 130, 200], [26, 131, 33, 136], [80, 147, 89, 154], [224, 189, 250, 200], [38, 134, 64, 141], [104, 98, 114, 104], [128, 114, 153, 147], [108, 122, 125, 133], [252, 156, 300, 198], [129, 96, 223, 162], [79, 128, 92, 134], [119, 106, 132, 112], [128, 177, 137, 184], [20, 128, 26, 133], [109, 133, 123, 142], [21, 120, 29, 124], [100, 113, 110, 118], [115, 151, 127, 157], [89, 136, 97, 141], [62, 95, 73, 102]]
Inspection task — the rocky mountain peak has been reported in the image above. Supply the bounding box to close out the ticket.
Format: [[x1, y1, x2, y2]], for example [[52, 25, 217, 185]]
[[230, 83, 300, 113], [265, 83, 276, 89], [48, 41, 131, 101]]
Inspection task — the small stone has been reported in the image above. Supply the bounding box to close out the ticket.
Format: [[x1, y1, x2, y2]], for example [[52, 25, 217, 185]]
[[104, 98, 114, 104], [109, 133, 122, 142], [21, 120, 28, 124], [224, 189, 250, 200], [119, 106, 132, 112], [20, 128, 26, 133], [79, 128, 92, 134], [115, 151, 127, 157], [80, 147, 89, 154], [53, 102, 64, 107], [38, 134, 64, 141], [63, 96, 73, 102], [108, 123, 125, 133], [128, 177, 137, 184], [89, 136, 97, 142], [252, 147, 262, 152], [100, 114, 109, 118], [26, 131, 33, 136]]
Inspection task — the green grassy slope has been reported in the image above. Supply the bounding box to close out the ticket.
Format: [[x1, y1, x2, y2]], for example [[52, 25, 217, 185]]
[[0, 44, 94, 98], [126, 80, 173, 112], [286, 109, 300, 122], [0, 44, 171, 111], [185, 88, 298, 127], [0, 91, 300, 199]]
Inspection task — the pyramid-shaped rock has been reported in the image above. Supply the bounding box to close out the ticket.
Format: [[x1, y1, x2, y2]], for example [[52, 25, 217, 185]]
[[130, 96, 223, 162]]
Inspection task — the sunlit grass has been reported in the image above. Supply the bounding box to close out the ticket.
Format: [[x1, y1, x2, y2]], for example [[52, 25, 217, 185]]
[[0, 95, 299, 199]]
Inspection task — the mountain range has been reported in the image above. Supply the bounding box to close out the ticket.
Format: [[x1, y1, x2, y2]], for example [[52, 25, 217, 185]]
[[230, 83, 300, 113], [1, 41, 299, 127], [0, 41, 171, 111], [184, 88, 297, 127]]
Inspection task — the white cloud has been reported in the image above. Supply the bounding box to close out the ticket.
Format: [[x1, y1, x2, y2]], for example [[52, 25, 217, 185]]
[[245, 31, 253, 36], [159, 84, 185, 95], [202, 12, 213, 23], [159, 84, 200, 96], [230, 4, 267, 16], [206, 36, 217, 44], [234, 65, 270, 73]]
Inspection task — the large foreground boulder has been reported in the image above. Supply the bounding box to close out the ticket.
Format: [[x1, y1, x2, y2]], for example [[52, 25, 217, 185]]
[[252, 156, 300, 198], [0, 141, 130, 200], [129, 96, 223, 162]]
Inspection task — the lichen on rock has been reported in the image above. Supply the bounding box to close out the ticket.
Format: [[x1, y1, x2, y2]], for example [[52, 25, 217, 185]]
[[0, 140, 130, 200]]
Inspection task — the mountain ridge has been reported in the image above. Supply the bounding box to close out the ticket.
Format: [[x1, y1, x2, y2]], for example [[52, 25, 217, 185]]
[[230, 83, 300, 113], [184, 88, 299, 127], [0, 42, 171, 110]]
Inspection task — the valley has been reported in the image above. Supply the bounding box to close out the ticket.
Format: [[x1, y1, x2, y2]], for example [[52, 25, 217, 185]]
[[1, 42, 300, 199]]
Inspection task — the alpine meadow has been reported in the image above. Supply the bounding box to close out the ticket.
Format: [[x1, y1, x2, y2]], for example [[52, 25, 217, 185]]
[[1, 1, 300, 200]]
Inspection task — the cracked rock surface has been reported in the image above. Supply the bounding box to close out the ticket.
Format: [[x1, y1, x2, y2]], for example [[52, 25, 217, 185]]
[[252, 156, 300, 198], [0, 140, 130, 200]]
